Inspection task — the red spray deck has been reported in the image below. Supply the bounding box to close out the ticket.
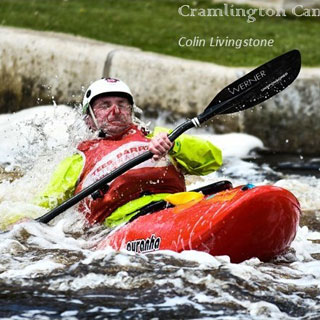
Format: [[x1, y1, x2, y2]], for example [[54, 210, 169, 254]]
[[97, 185, 301, 263]]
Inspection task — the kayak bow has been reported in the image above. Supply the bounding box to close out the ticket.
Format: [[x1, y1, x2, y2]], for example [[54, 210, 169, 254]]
[[98, 184, 301, 263]]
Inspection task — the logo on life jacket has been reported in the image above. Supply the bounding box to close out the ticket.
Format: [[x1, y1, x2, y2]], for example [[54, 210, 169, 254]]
[[126, 234, 161, 253]]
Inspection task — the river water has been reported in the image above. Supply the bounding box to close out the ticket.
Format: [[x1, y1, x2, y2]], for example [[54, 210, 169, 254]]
[[0, 105, 320, 319]]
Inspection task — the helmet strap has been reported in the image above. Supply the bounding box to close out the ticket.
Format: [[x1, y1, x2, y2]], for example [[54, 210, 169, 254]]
[[88, 104, 106, 138]]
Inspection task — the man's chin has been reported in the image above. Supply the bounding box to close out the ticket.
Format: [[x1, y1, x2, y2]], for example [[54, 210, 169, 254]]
[[101, 125, 130, 137]]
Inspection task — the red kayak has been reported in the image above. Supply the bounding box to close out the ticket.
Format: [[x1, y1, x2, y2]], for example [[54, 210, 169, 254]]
[[97, 184, 301, 263]]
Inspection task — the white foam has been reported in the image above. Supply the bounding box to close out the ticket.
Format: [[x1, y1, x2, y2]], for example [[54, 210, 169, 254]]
[[49, 270, 150, 291], [248, 301, 284, 319], [0, 256, 64, 279], [0, 105, 89, 169], [275, 177, 320, 211], [198, 132, 264, 158]]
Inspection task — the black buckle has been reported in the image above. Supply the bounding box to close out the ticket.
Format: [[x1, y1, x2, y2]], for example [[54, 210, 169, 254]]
[[91, 184, 110, 200]]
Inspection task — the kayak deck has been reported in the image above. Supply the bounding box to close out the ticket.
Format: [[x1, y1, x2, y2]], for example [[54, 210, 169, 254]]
[[97, 185, 301, 263]]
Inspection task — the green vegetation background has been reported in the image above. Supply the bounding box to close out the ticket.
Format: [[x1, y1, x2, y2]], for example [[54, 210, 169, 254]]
[[0, 0, 319, 66]]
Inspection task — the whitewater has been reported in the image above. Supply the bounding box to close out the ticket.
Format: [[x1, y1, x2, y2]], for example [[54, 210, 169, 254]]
[[0, 105, 319, 319]]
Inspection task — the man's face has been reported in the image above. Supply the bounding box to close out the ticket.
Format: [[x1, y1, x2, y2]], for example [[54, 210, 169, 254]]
[[86, 95, 133, 136]]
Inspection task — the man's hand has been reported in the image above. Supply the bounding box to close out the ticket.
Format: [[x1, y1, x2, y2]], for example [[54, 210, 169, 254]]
[[149, 132, 173, 161]]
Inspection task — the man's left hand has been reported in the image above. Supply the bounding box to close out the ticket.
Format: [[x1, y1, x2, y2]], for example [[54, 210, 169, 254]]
[[149, 132, 173, 161]]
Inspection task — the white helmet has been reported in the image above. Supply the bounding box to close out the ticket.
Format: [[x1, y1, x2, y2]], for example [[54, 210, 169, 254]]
[[82, 77, 134, 114]]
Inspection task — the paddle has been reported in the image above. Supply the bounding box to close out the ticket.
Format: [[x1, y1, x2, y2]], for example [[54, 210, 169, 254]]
[[36, 49, 301, 224]]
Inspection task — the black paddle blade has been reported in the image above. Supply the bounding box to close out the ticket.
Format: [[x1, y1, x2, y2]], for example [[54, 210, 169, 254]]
[[198, 50, 301, 123]]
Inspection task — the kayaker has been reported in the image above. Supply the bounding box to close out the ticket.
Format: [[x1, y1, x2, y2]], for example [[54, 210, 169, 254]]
[[34, 78, 223, 227]]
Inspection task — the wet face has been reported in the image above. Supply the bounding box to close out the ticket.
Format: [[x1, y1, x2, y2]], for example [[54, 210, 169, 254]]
[[85, 95, 133, 137]]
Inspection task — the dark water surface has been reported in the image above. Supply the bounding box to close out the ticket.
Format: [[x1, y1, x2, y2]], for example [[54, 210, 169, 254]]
[[1, 152, 320, 319], [1, 246, 320, 320]]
